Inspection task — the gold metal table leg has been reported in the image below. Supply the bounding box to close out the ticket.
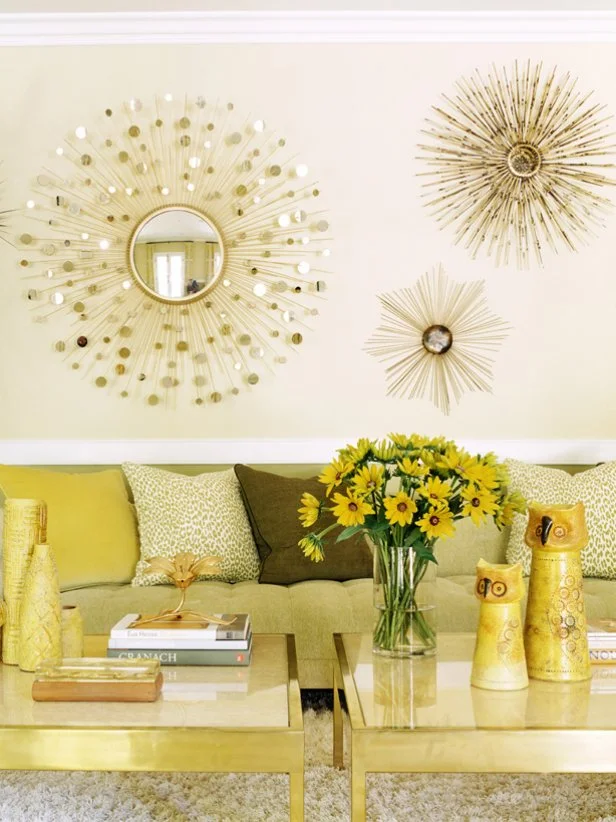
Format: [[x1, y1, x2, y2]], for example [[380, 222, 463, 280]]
[[333, 665, 344, 769], [289, 769, 304, 821], [350, 756, 366, 822]]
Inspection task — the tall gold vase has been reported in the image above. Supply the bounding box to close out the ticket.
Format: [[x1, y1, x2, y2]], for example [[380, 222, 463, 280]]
[[18, 543, 62, 672], [523, 502, 591, 682], [2, 499, 47, 665]]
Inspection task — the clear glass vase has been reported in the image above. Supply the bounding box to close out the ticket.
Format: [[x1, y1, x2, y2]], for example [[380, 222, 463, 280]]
[[372, 540, 437, 657]]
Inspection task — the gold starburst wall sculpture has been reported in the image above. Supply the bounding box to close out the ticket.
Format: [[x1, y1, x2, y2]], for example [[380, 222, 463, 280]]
[[365, 265, 510, 415], [418, 61, 616, 268], [18, 95, 331, 407]]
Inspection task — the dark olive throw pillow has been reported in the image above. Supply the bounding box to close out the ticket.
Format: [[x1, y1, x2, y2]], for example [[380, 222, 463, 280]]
[[234, 464, 373, 584]]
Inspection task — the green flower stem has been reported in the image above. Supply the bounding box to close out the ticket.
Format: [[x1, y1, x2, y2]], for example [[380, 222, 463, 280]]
[[373, 540, 436, 655]]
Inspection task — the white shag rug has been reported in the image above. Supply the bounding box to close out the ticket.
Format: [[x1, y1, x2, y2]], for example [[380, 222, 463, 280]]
[[1, 709, 615, 822]]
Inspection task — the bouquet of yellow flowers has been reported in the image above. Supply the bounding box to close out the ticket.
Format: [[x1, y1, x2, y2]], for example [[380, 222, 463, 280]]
[[298, 434, 525, 656]]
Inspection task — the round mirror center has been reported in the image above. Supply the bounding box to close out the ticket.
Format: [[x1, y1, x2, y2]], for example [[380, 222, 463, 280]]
[[130, 207, 223, 302], [507, 143, 542, 179], [422, 324, 453, 355]]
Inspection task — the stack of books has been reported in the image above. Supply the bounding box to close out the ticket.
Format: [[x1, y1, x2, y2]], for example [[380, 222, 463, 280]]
[[587, 618, 616, 664], [107, 613, 252, 666]]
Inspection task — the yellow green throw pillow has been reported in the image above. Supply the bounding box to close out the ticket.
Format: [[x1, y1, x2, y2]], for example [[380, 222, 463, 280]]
[[124, 464, 260, 586], [505, 459, 616, 579], [0, 466, 139, 591]]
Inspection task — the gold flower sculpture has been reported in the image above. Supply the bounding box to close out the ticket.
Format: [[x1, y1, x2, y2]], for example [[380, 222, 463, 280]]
[[365, 264, 509, 415], [418, 60, 616, 268], [131, 552, 235, 628]]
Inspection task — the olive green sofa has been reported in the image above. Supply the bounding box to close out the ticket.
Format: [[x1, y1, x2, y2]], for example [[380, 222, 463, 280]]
[[3, 463, 615, 689]]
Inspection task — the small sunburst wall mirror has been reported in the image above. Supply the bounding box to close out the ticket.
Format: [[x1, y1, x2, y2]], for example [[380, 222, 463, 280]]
[[365, 264, 510, 415], [19, 95, 331, 407]]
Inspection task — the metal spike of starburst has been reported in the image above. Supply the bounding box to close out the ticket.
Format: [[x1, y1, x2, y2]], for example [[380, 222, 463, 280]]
[[418, 60, 616, 268], [365, 264, 510, 415]]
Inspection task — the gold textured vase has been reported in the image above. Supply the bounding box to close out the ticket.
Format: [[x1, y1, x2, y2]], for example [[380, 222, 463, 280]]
[[2, 499, 47, 665], [471, 560, 528, 691], [18, 543, 62, 672], [61, 605, 84, 658], [523, 502, 591, 682]]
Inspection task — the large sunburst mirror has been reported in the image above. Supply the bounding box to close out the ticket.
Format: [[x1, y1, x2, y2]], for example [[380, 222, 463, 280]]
[[365, 265, 510, 415], [418, 61, 616, 268], [19, 95, 331, 406]]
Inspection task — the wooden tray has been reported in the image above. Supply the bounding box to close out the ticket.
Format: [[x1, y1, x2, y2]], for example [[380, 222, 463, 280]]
[[32, 671, 163, 702]]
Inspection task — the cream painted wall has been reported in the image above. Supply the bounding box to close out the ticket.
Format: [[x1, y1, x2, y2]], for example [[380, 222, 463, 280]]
[[0, 43, 614, 441]]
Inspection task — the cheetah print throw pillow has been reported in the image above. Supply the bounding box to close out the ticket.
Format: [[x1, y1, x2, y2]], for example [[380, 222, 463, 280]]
[[505, 459, 616, 579], [124, 464, 260, 586]]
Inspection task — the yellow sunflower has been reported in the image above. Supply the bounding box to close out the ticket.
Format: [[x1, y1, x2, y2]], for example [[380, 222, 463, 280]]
[[372, 439, 400, 462], [509, 490, 527, 513], [436, 447, 470, 472], [318, 458, 354, 496], [352, 463, 384, 496], [299, 533, 325, 562], [460, 486, 499, 526], [344, 437, 374, 463], [418, 448, 438, 468], [417, 476, 451, 506], [459, 457, 498, 490], [331, 491, 374, 527], [383, 491, 417, 526], [417, 505, 456, 540], [494, 500, 515, 529], [494, 491, 526, 527], [397, 457, 429, 479], [298, 492, 321, 528], [389, 433, 413, 449]]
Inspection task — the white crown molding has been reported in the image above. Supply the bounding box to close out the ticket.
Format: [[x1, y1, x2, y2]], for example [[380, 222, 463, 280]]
[[3, 11, 616, 46], [0, 438, 610, 465]]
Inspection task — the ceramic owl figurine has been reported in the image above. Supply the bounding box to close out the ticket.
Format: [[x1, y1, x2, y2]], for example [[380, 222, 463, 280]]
[[471, 560, 528, 691], [523, 502, 591, 682]]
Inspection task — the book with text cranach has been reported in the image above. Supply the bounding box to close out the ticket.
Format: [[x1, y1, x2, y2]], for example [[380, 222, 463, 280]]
[[110, 613, 251, 641], [589, 647, 616, 664], [587, 618, 616, 645], [107, 643, 252, 666], [108, 628, 252, 651]]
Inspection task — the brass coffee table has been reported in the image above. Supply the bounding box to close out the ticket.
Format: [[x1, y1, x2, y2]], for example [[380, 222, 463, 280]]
[[0, 633, 304, 821], [334, 632, 616, 822]]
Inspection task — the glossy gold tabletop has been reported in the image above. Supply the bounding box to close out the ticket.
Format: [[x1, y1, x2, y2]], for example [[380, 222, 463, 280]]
[[0, 634, 291, 729], [0, 633, 304, 822], [339, 633, 616, 731], [335, 633, 616, 821]]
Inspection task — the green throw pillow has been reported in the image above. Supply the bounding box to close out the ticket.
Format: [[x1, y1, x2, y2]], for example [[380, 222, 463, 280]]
[[124, 464, 260, 586], [505, 459, 616, 579], [234, 464, 373, 584]]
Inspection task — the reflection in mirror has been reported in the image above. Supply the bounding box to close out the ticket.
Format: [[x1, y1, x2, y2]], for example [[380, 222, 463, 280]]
[[131, 208, 223, 301]]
